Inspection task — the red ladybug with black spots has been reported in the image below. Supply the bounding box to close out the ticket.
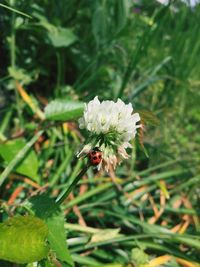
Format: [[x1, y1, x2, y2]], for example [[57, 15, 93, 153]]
[[88, 147, 102, 166]]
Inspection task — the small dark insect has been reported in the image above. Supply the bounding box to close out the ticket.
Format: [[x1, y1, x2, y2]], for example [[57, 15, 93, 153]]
[[88, 147, 102, 166]]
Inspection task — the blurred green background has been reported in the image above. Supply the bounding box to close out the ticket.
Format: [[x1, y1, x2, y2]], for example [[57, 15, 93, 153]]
[[0, 0, 200, 266]]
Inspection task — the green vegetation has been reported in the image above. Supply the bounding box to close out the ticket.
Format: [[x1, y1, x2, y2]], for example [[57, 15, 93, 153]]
[[0, 1, 200, 266]]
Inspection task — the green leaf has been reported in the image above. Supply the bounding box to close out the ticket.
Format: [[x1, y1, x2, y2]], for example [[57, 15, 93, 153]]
[[44, 100, 84, 121], [0, 215, 49, 264], [115, 0, 129, 33], [33, 9, 77, 48], [131, 248, 149, 266], [90, 228, 121, 244], [8, 67, 33, 85], [46, 27, 77, 48], [30, 194, 74, 267], [0, 138, 39, 181]]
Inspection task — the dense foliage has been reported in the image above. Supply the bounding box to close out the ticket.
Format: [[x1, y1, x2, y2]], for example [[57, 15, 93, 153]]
[[0, 0, 200, 266]]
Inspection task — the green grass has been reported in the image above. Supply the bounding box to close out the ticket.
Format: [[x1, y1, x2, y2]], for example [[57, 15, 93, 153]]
[[0, 1, 200, 266]]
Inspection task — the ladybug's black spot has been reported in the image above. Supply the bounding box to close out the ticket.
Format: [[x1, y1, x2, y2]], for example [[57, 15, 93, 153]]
[[91, 151, 96, 155], [98, 155, 102, 159], [93, 156, 97, 160]]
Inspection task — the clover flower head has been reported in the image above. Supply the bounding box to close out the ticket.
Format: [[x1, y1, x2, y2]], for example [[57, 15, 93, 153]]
[[78, 96, 141, 172]]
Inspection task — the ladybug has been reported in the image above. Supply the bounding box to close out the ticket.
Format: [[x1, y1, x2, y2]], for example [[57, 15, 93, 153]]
[[88, 147, 102, 166]]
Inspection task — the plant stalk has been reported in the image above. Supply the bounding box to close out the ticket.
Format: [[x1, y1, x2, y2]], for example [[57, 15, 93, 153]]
[[55, 164, 90, 206], [9, 0, 22, 124], [0, 130, 44, 187]]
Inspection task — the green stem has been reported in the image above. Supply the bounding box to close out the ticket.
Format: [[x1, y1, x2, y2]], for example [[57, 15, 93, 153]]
[[9, 0, 22, 124], [0, 3, 32, 18], [65, 182, 113, 209], [49, 150, 73, 187], [55, 164, 90, 206], [0, 130, 44, 187], [65, 223, 100, 234], [10, 0, 16, 68], [55, 51, 62, 97], [10, 27, 16, 68], [0, 109, 13, 137]]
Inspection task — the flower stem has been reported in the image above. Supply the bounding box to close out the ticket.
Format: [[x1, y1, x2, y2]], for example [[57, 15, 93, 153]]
[[55, 164, 90, 206]]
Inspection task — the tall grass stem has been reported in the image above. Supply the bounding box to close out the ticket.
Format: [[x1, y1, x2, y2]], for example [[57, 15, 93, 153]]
[[55, 164, 90, 206]]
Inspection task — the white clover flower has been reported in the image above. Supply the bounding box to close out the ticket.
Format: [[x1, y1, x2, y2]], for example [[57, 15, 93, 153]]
[[78, 96, 141, 172]]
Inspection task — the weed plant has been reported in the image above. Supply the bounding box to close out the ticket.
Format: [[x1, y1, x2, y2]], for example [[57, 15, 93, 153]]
[[0, 1, 200, 266]]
